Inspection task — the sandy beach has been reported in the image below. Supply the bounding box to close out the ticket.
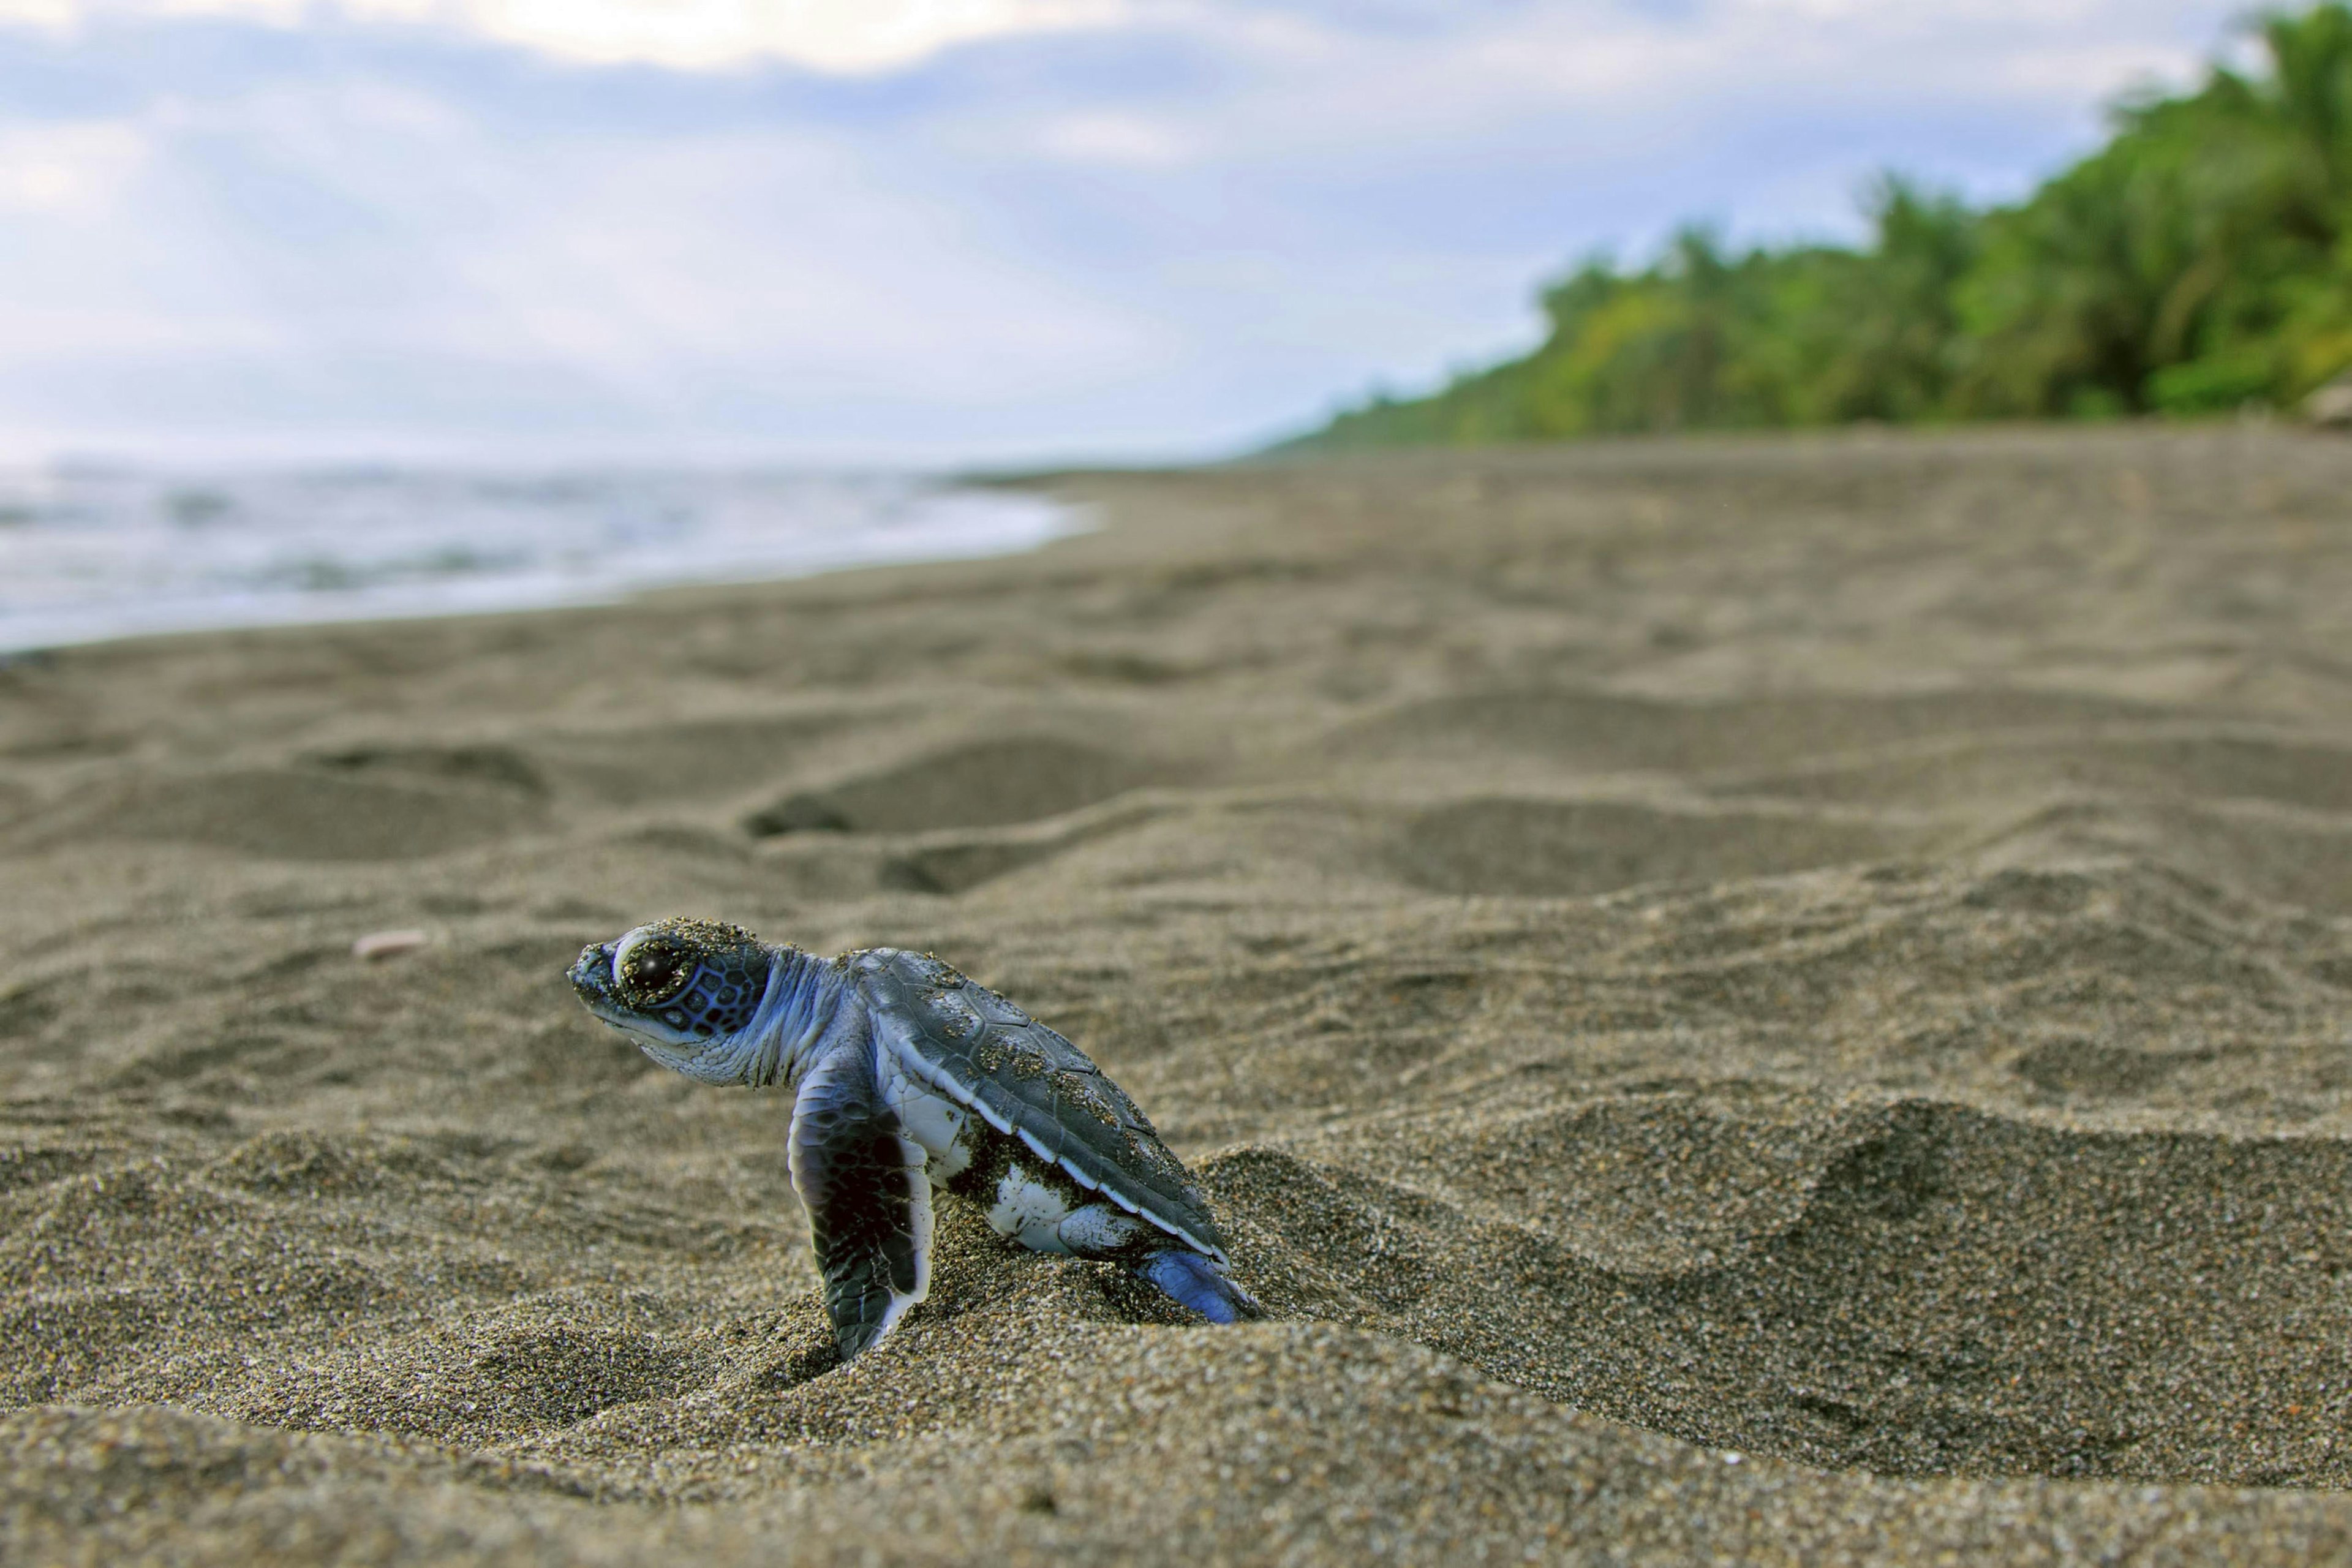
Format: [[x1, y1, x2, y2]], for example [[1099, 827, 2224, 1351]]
[[9, 424, 2352, 1562]]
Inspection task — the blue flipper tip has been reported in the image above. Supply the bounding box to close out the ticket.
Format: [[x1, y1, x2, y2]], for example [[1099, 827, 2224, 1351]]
[[1135, 1250, 1265, 1324]]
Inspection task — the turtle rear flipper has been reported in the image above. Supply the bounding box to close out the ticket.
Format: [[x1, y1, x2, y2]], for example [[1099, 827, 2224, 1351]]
[[1133, 1250, 1264, 1324], [790, 1026, 933, 1358]]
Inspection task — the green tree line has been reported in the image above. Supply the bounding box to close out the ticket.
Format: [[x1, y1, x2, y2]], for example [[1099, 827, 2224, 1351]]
[[1289, 4, 2352, 450]]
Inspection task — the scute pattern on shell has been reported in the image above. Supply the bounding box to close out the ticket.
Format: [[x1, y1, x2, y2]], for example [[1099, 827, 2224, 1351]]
[[848, 948, 1229, 1264], [919, 989, 987, 1042]]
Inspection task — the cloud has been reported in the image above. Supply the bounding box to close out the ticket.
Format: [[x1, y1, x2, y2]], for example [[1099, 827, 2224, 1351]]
[[1, 0, 1137, 71], [0, 0, 2224, 80], [0, 119, 145, 211], [0, 0, 2255, 462], [1035, 111, 1199, 167], [0, 47, 1175, 461]]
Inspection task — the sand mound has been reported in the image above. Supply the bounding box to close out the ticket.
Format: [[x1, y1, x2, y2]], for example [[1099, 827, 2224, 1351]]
[[871, 802, 1169, 896], [1393, 797, 1923, 895], [10, 428, 2352, 1562], [28, 769, 541, 861], [1331, 688, 2162, 774], [746, 736, 1165, 837], [1720, 729, 2352, 815], [307, 744, 549, 798], [534, 710, 893, 808], [1230, 1099, 2352, 1485]]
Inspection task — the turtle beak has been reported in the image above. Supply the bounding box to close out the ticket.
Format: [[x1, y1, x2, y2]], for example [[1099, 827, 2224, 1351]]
[[568, 943, 618, 1003]]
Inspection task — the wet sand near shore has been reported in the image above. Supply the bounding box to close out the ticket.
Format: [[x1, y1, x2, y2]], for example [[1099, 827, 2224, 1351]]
[[7, 425, 2352, 1562]]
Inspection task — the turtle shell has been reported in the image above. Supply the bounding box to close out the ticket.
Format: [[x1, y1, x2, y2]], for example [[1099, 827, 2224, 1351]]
[[847, 948, 1230, 1264]]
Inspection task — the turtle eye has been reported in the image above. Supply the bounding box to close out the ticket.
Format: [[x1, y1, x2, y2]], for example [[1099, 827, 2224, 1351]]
[[619, 940, 693, 1006]]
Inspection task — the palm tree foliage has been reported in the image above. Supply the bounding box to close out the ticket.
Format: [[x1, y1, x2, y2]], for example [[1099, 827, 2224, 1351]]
[[1293, 4, 2352, 449]]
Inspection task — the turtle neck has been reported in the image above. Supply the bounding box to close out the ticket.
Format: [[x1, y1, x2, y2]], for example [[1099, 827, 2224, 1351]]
[[679, 944, 845, 1089]]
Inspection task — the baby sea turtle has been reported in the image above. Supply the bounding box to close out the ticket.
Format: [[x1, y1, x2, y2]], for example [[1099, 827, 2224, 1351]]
[[567, 917, 1263, 1359]]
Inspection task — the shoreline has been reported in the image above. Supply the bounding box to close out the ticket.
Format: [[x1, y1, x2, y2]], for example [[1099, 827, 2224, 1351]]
[[0, 472, 1080, 659]]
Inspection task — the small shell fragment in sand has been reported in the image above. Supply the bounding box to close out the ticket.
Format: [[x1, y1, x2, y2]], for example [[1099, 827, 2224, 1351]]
[[353, 929, 432, 960]]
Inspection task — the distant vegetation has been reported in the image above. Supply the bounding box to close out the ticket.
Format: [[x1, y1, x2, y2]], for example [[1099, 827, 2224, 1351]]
[[1289, 4, 2352, 449]]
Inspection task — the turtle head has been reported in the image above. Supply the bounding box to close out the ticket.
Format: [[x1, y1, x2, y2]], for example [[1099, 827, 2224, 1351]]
[[567, 917, 778, 1076]]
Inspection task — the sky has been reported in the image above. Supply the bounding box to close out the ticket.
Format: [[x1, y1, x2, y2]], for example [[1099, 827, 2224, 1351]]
[[0, 0, 2256, 467]]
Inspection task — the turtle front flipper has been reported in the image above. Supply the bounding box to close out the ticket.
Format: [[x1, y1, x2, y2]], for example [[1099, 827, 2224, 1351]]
[[789, 1025, 934, 1359]]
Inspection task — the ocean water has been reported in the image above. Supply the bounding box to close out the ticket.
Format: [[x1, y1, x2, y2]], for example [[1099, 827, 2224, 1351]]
[[0, 467, 1079, 655]]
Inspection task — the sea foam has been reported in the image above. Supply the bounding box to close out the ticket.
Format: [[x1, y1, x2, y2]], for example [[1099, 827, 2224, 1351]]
[[0, 467, 1076, 654]]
